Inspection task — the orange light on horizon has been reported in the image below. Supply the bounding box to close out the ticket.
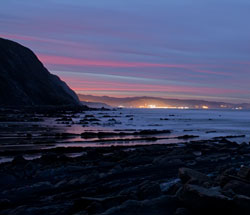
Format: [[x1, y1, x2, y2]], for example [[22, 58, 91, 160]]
[[138, 105, 190, 109]]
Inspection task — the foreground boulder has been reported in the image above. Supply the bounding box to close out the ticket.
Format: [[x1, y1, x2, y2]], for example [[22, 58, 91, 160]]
[[0, 37, 81, 106], [101, 195, 178, 215], [177, 166, 250, 215], [177, 184, 232, 213], [178, 167, 211, 185]]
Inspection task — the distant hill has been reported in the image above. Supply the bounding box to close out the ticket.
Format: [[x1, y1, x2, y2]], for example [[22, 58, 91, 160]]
[[0, 38, 81, 107], [78, 94, 250, 109], [81, 101, 111, 109]]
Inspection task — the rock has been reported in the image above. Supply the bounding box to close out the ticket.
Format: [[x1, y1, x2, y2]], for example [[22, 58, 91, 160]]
[[216, 168, 237, 187], [186, 161, 197, 166], [233, 194, 250, 214], [15, 181, 53, 197], [101, 196, 128, 210], [109, 165, 123, 175], [100, 199, 140, 215], [99, 161, 116, 168], [126, 155, 153, 165], [40, 153, 57, 163], [222, 180, 250, 196], [24, 161, 38, 178], [54, 179, 68, 188], [237, 166, 250, 180], [178, 168, 211, 185], [220, 138, 237, 146], [177, 184, 232, 213], [4, 134, 250, 215], [72, 197, 110, 214], [168, 159, 184, 166], [101, 195, 178, 215], [195, 153, 230, 163], [0, 199, 11, 209], [153, 156, 183, 167], [12, 155, 26, 165], [137, 182, 162, 200], [26, 133, 32, 138], [73, 211, 88, 215], [0, 173, 17, 186], [160, 179, 181, 193], [192, 151, 202, 156], [175, 208, 191, 215], [86, 201, 103, 214], [6, 204, 71, 215], [177, 135, 199, 140]]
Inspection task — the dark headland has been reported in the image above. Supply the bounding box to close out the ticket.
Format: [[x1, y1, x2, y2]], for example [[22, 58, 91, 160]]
[[1, 39, 250, 215], [0, 38, 81, 108]]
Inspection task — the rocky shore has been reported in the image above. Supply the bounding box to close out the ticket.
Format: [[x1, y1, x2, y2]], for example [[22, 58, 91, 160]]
[[1, 108, 250, 214], [1, 137, 250, 215]]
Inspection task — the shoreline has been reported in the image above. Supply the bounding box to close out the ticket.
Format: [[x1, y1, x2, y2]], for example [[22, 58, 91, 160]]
[[1, 109, 250, 214], [1, 138, 250, 214]]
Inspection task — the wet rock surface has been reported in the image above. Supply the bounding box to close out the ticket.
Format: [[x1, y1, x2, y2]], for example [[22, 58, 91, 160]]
[[1, 109, 250, 214], [0, 138, 250, 214]]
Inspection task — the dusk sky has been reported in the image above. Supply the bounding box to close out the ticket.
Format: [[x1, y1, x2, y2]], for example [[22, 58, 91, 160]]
[[1, 0, 250, 103]]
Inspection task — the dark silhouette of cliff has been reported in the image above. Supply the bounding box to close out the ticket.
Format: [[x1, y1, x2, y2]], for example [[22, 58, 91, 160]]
[[0, 38, 81, 107]]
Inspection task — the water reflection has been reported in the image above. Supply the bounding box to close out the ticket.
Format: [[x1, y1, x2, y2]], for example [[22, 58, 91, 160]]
[[0, 109, 250, 163]]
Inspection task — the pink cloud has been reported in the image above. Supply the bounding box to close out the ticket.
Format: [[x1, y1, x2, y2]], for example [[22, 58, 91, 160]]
[[62, 77, 244, 95], [39, 54, 226, 75], [0, 33, 97, 50], [1, 33, 227, 77], [38, 54, 193, 68]]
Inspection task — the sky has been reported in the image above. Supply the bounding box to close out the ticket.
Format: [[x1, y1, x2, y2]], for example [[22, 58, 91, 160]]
[[1, 0, 250, 103]]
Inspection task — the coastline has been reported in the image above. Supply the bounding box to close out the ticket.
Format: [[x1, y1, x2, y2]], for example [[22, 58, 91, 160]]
[[1, 138, 250, 214], [0, 108, 250, 214]]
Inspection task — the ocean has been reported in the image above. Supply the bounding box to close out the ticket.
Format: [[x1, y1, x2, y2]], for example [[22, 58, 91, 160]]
[[0, 108, 250, 163]]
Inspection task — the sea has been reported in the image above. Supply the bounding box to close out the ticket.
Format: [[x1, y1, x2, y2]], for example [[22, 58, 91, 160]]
[[0, 108, 250, 163]]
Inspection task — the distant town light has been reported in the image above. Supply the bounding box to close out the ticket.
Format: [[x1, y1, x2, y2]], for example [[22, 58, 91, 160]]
[[235, 107, 243, 110], [148, 104, 156, 108], [137, 105, 189, 109]]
